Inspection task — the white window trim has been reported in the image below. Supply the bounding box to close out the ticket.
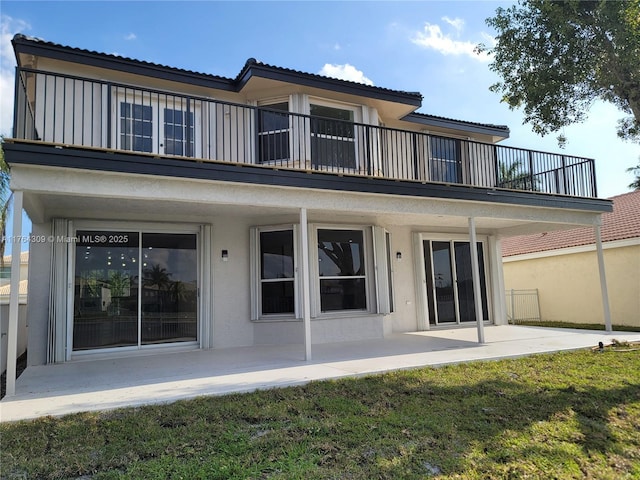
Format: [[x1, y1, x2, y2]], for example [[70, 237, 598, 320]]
[[250, 224, 299, 322], [308, 97, 363, 173], [112, 90, 202, 157], [414, 232, 492, 328], [256, 97, 294, 166], [311, 224, 376, 318]]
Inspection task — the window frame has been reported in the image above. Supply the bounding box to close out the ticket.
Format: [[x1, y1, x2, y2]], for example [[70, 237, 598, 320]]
[[113, 90, 201, 157], [308, 98, 362, 172], [256, 98, 292, 164], [311, 224, 375, 316], [69, 220, 203, 357], [250, 225, 299, 321]]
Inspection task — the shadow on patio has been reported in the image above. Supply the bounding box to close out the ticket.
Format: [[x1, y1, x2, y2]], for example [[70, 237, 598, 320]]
[[2, 325, 638, 422]]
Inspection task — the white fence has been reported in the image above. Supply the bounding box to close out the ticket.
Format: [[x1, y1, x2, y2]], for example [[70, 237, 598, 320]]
[[505, 289, 541, 324]]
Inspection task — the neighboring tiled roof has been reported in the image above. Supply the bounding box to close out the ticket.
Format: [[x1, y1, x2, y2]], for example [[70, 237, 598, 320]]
[[0, 279, 28, 296], [2, 251, 29, 264], [502, 190, 640, 257]]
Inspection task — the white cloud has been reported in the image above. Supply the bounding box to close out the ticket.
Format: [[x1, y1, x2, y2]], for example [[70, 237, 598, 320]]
[[124, 33, 137, 41], [318, 63, 374, 86], [1, 15, 30, 136], [412, 21, 490, 62], [333, 43, 341, 51], [442, 16, 464, 35]]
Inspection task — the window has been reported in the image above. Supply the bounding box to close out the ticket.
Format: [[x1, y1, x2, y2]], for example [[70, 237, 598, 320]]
[[258, 102, 290, 163], [0, 266, 10, 279], [317, 229, 367, 311], [120, 103, 153, 153], [164, 108, 194, 156], [310, 104, 356, 169], [259, 229, 295, 315], [430, 137, 461, 183]]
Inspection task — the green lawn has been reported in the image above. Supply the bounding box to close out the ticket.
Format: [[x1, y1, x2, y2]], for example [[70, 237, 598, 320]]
[[511, 320, 640, 332], [2, 349, 639, 479]]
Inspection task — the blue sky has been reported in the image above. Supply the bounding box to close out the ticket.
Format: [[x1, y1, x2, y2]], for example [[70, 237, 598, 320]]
[[1, 0, 639, 253]]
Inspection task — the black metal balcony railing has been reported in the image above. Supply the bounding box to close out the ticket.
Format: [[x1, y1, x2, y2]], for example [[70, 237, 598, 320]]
[[13, 68, 598, 197]]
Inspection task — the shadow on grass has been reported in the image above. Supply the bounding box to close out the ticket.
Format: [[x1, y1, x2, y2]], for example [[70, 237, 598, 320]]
[[1, 351, 639, 479]]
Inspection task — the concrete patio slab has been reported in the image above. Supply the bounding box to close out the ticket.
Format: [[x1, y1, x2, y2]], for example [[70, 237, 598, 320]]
[[2, 325, 639, 422]]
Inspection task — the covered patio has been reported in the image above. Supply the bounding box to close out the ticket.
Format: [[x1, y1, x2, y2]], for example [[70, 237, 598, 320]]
[[2, 325, 638, 422]]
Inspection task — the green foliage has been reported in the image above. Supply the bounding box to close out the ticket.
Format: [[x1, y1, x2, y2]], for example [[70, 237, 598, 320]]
[[478, 0, 640, 142], [0, 136, 11, 263], [2, 350, 640, 479], [628, 161, 640, 190]]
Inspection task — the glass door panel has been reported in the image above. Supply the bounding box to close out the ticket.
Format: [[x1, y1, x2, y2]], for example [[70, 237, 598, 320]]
[[141, 233, 198, 345], [423, 240, 489, 326], [431, 241, 456, 323], [73, 231, 140, 350]]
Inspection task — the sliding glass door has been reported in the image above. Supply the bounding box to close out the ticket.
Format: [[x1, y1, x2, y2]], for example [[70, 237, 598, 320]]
[[73, 230, 198, 351], [423, 239, 489, 326]]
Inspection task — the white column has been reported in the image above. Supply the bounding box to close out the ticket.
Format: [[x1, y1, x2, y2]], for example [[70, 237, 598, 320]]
[[6, 190, 24, 397], [594, 225, 612, 332], [300, 208, 312, 360], [468, 217, 485, 344]]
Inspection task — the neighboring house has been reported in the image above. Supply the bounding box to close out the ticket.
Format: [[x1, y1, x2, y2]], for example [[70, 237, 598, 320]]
[[502, 191, 640, 328], [3, 34, 612, 394], [1, 251, 28, 374]]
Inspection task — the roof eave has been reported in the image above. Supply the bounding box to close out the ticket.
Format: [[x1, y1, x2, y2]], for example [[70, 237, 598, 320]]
[[404, 112, 510, 139], [12, 34, 236, 92], [236, 60, 423, 107]]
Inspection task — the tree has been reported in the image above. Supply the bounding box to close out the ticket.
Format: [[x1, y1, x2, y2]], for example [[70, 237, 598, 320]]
[[477, 0, 640, 143], [0, 136, 11, 264], [497, 160, 538, 191], [628, 160, 640, 190]]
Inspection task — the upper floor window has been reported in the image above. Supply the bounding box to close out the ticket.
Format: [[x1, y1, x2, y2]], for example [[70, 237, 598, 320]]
[[120, 103, 153, 153], [430, 137, 461, 183], [258, 102, 290, 163], [310, 104, 357, 170], [164, 108, 194, 156]]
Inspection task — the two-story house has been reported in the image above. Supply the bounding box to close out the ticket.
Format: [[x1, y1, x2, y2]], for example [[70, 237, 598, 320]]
[[3, 34, 612, 396]]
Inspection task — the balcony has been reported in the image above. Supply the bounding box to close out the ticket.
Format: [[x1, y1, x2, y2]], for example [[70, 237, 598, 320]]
[[12, 68, 598, 198]]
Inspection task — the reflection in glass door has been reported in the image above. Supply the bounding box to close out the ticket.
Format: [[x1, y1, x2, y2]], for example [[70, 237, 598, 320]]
[[141, 234, 198, 345], [423, 239, 489, 326], [73, 232, 139, 350], [74, 230, 197, 351]]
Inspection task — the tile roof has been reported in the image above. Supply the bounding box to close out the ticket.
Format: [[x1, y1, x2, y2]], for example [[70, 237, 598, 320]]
[[13, 35, 422, 105], [0, 279, 28, 296], [237, 58, 423, 103], [2, 251, 29, 264], [406, 112, 510, 134], [502, 190, 640, 257]]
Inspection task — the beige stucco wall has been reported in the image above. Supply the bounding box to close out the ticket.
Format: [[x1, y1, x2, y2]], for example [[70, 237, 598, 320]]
[[503, 242, 640, 327]]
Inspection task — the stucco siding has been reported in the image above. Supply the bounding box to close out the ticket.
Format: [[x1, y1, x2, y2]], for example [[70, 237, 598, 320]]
[[503, 244, 640, 327]]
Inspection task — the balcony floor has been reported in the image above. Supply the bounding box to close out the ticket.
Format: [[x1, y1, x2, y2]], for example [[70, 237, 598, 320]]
[[2, 325, 639, 422]]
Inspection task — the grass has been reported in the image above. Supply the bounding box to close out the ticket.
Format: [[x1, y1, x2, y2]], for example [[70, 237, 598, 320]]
[[511, 321, 640, 332], [1, 348, 639, 479]]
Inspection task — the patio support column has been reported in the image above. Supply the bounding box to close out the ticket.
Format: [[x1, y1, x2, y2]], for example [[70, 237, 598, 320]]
[[468, 217, 485, 344], [6, 190, 24, 397], [594, 225, 612, 332], [300, 208, 312, 360]]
